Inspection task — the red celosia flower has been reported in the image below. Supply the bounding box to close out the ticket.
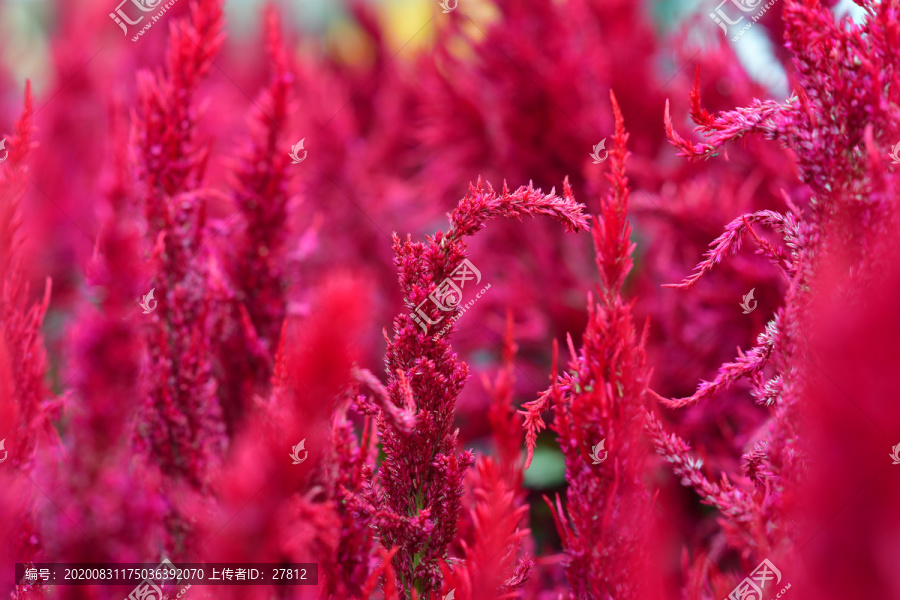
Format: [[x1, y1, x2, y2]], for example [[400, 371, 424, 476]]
[[362, 547, 402, 600], [40, 78, 169, 587], [439, 315, 532, 600], [213, 5, 297, 436], [363, 179, 588, 595], [325, 410, 379, 597], [442, 456, 532, 600], [0, 82, 57, 469], [130, 0, 228, 496], [482, 312, 525, 493], [191, 273, 373, 600], [0, 85, 59, 596], [522, 92, 659, 599], [0, 463, 36, 600]]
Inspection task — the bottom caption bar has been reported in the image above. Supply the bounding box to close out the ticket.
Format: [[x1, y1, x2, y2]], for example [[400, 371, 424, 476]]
[[15, 560, 318, 586]]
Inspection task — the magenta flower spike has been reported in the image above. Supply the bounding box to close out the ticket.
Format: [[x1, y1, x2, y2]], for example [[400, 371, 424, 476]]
[[361, 178, 588, 595]]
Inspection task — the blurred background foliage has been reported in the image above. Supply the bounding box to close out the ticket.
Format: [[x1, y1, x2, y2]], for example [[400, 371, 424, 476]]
[[0, 0, 827, 85], [0, 0, 866, 121]]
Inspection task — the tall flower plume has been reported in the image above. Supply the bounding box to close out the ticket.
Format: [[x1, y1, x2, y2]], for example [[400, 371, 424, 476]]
[[0, 82, 56, 469], [0, 82, 59, 597], [214, 5, 296, 436], [128, 0, 228, 564], [362, 179, 588, 595], [521, 91, 658, 599], [441, 316, 532, 599], [41, 86, 168, 588]]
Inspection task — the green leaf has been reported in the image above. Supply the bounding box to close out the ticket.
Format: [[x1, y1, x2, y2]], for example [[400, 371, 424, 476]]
[[523, 446, 567, 489]]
